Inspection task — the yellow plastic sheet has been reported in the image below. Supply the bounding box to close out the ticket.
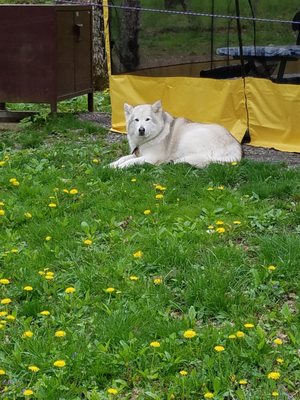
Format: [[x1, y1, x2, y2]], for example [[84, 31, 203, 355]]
[[109, 74, 247, 143], [245, 78, 300, 152]]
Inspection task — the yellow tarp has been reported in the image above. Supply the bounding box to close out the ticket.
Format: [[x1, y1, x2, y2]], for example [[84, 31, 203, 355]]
[[103, 0, 300, 153], [245, 78, 300, 152], [109, 74, 247, 143]]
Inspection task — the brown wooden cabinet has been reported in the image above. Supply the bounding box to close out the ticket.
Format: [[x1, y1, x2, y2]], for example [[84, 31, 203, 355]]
[[0, 5, 93, 116]]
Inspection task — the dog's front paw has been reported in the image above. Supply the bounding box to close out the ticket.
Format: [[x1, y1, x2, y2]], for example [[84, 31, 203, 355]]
[[109, 155, 136, 169], [109, 161, 119, 168]]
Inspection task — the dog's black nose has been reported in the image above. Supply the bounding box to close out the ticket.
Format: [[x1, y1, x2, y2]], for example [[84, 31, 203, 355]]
[[139, 127, 145, 136]]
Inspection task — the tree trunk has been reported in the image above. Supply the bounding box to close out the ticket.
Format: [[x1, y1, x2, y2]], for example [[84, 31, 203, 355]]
[[118, 0, 141, 71], [92, 0, 108, 89]]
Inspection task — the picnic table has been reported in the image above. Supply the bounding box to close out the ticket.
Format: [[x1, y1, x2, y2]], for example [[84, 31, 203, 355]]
[[216, 45, 300, 81]]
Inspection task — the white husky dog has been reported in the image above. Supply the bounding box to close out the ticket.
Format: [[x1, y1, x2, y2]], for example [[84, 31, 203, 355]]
[[109, 100, 242, 169]]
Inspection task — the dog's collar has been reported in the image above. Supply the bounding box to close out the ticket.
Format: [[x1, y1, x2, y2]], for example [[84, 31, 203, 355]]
[[132, 146, 140, 156]]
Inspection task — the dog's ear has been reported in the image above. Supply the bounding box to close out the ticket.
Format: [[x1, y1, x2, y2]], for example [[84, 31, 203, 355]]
[[124, 103, 133, 117], [152, 100, 162, 113]]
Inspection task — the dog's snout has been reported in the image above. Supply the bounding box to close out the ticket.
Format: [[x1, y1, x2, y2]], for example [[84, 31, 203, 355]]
[[139, 127, 145, 136]]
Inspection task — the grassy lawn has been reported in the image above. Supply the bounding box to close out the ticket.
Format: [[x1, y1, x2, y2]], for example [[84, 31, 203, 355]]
[[0, 95, 300, 399]]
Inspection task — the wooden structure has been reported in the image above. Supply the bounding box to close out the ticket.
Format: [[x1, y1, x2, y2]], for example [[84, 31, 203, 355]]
[[0, 5, 94, 120]]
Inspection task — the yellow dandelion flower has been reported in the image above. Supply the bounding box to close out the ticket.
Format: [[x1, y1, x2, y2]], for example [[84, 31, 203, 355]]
[[216, 227, 225, 234], [69, 188, 78, 195], [133, 250, 143, 258], [207, 187, 214, 191], [236, 331, 245, 338], [150, 341, 160, 348], [23, 286, 33, 291], [38, 270, 46, 276], [6, 315, 16, 321], [0, 279, 10, 285], [0, 161, 6, 166], [23, 389, 34, 396], [179, 370, 188, 376], [105, 287, 115, 294], [0, 210, 5, 216], [244, 323, 254, 329], [28, 365, 40, 372], [153, 277, 162, 285], [273, 338, 283, 345], [217, 185, 225, 190], [239, 379, 248, 385], [92, 158, 99, 164], [23, 330, 34, 338], [1, 298, 11, 305], [276, 357, 284, 364], [143, 209, 151, 215], [207, 225, 214, 230], [216, 220, 224, 225], [83, 239, 93, 246], [55, 330, 66, 337], [228, 334, 237, 339], [204, 392, 214, 399], [267, 372, 281, 380], [233, 220, 242, 225], [48, 202, 57, 208], [24, 212, 32, 219], [63, 189, 69, 194], [272, 392, 279, 397], [40, 310, 50, 316], [155, 194, 164, 199], [45, 271, 54, 281], [154, 184, 166, 191], [45, 236, 52, 241], [12, 180, 20, 186], [129, 275, 139, 281], [65, 287, 76, 294], [268, 265, 276, 271], [107, 388, 118, 395], [183, 329, 197, 339], [0, 369, 6, 375], [131, 178, 137, 182], [0, 311, 8, 317], [0, 324, 5, 330], [214, 345, 225, 352], [10, 248, 18, 253], [53, 360, 66, 368], [231, 162, 238, 166]]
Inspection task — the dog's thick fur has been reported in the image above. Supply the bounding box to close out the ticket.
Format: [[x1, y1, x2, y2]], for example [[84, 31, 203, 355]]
[[110, 100, 242, 169]]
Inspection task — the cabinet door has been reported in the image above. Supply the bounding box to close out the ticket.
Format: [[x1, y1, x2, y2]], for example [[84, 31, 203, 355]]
[[0, 7, 55, 103], [57, 10, 75, 96], [74, 10, 93, 92]]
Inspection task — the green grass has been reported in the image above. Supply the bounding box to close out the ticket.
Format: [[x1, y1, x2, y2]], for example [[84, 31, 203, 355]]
[[0, 97, 300, 399]]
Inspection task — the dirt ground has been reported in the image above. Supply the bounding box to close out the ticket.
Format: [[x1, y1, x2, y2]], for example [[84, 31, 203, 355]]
[[78, 112, 300, 167]]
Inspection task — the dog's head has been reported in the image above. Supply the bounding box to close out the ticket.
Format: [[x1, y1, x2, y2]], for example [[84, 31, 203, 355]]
[[124, 100, 164, 144]]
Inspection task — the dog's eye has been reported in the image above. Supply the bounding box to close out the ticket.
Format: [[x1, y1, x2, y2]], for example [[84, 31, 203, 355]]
[[134, 118, 139, 122], [145, 118, 150, 121]]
